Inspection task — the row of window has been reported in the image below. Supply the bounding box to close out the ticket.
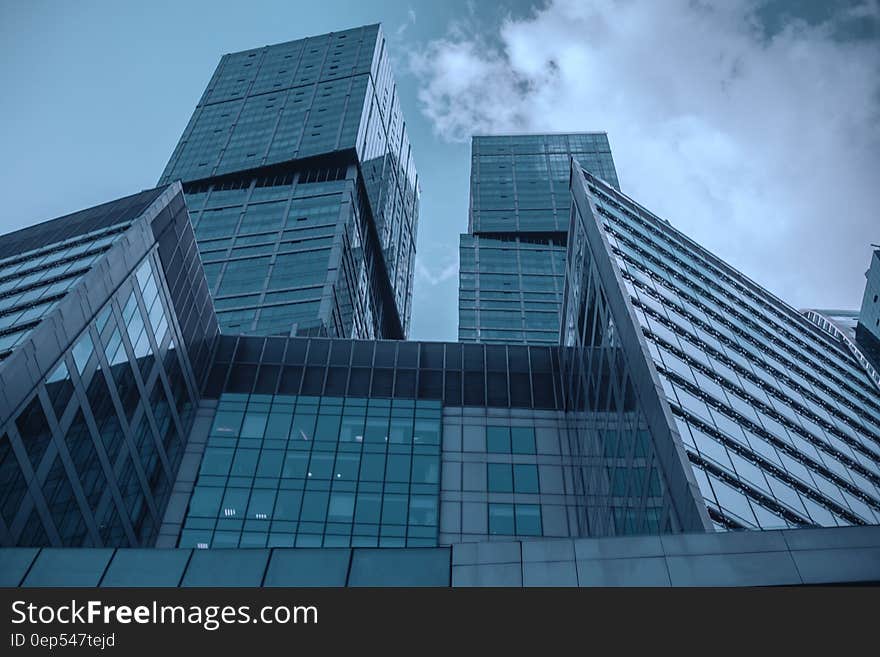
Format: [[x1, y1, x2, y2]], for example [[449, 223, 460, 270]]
[[595, 183, 878, 413]]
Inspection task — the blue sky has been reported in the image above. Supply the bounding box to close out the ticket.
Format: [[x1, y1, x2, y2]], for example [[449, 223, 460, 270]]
[[1, 0, 878, 341]]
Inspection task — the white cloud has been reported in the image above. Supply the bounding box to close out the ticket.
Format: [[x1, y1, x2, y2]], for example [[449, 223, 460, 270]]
[[396, 7, 417, 36], [416, 258, 458, 286], [410, 0, 880, 310]]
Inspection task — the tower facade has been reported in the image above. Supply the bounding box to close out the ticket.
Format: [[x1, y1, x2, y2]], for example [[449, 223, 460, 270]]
[[459, 133, 618, 345], [1, 23, 879, 585], [564, 163, 880, 531], [0, 185, 216, 547], [855, 248, 880, 371], [160, 24, 419, 340]]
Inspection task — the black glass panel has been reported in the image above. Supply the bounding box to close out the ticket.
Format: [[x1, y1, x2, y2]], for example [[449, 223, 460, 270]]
[[329, 341, 352, 366], [254, 365, 280, 394], [374, 342, 396, 368], [0, 433, 27, 527], [301, 367, 325, 395], [418, 371, 442, 400], [236, 338, 265, 363], [348, 368, 371, 396], [227, 364, 257, 394], [351, 341, 374, 367], [396, 342, 418, 368], [463, 344, 484, 370], [262, 338, 285, 363], [420, 343, 444, 369], [394, 370, 416, 398], [485, 345, 507, 371], [444, 371, 462, 406], [371, 369, 394, 397], [324, 368, 348, 395], [463, 371, 485, 406], [284, 340, 307, 365], [15, 397, 52, 470], [306, 340, 329, 365]]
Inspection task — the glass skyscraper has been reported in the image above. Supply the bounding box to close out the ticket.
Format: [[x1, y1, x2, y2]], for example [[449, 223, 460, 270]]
[[564, 163, 880, 531], [160, 24, 419, 341], [0, 184, 216, 548], [459, 133, 618, 345], [855, 248, 880, 372], [1, 25, 879, 587]]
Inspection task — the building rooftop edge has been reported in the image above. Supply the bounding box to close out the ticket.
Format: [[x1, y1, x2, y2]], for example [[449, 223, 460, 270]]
[[472, 131, 609, 138]]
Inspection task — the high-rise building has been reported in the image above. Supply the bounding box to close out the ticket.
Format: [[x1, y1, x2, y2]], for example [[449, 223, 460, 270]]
[[0, 184, 216, 548], [564, 163, 880, 531], [160, 24, 419, 340], [858, 248, 880, 338], [459, 133, 618, 345], [2, 23, 879, 586], [3, 175, 878, 587], [803, 310, 858, 342], [855, 248, 880, 371]]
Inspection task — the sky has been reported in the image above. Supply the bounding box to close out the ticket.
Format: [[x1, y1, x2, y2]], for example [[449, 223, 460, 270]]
[[0, 0, 878, 342]]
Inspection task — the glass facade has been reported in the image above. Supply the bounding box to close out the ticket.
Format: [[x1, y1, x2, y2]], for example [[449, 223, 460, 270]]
[[856, 248, 880, 372], [160, 24, 419, 339], [160, 335, 572, 547], [181, 165, 400, 339], [469, 133, 619, 234], [0, 190, 166, 361], [858, 249, 880, 339], [459, 235, 567, 344], [460, 133, 618, 345], [565, 165, 880, 532], [178, 393, 441, 548], [172, 334, 694, 544], [558, 219, 704, 535], [1, 13, 879, 587], [808, 310, 859, 342], [440, 411, 572, 542], [201, 335, 566, 410], [0, 185, 212, 547]]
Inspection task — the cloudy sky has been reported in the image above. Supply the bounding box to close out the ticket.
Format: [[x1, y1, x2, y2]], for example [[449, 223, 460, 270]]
[[0, 0, 877, 341]]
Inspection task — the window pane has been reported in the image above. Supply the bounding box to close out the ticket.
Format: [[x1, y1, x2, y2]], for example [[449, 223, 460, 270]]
[[230, 449, 258, 476], [382, 494, 408, 525], [359, 453, 385, 481], [333, 453, 360, 480], [515, 504, 542, 535], [282, 451, 309, 478], [220, 488, 250, 518], [511, 427, 536, 454], [489, 503, 515, 535], [413, 419, 440, 445], [300, 490, 329, 522], [200, 448, 233, 477], [189, 487, 223, 517], [487, 463, 513, 492], [355, 492, 381, 524], [411, 455, 439, 484], [327, 492, 355, 522], [307, 453, 334, 480], [247, 489, 276, 519], [513, 464, 539, 493], [408, 495, 437, 526], [487, 426, 511, 453], [256, 450, 283, 478], [274, 490, 302, 521], [240, 411, 268, 439], [385, 454, 411, 483]]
